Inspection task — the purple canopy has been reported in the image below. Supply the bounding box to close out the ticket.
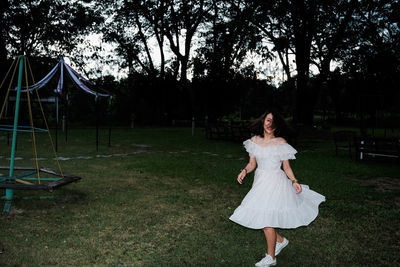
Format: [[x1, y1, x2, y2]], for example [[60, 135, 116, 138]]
[[14, 58, 111, 97]]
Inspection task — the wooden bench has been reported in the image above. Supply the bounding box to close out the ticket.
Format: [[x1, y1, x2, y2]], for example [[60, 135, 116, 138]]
[[354, 136, 400, 160]]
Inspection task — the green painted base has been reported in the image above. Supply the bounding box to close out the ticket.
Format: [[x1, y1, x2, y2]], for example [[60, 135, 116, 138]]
[[2, 200, 12, 214]]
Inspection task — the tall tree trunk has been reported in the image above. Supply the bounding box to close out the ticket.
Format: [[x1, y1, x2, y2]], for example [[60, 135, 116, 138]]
[[292, 0, 316, 126], [158, 35, 165, 78], [313, 0, 358, 122]]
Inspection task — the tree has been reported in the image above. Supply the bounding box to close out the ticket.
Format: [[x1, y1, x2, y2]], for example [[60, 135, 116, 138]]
[[195, 0, 263, 79], [160, 0, 213, 84], [248, 0, 293, 80], [340, 0, 400, 117], [101, 0, 154, 78], [0, 0, 102, 62], [239, 0, 317, 123], [192, 0, 264, 119], [137, 0, 168, 78]]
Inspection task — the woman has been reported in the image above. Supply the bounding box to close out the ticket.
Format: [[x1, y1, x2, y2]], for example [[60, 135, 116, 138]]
[[229, 110, 325, 267]]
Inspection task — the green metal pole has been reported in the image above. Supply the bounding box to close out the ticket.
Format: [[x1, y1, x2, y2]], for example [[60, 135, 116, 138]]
[[3, 56, 24, 214]]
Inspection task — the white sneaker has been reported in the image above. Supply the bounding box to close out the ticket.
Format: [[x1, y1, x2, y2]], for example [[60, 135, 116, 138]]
[[255, 254, 277, 267], [275, 237, 289, 256]]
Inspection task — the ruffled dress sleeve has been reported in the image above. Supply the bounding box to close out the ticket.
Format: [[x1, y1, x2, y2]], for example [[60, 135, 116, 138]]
[[278, 143, 297, 160], [243, 139, 256, 157]]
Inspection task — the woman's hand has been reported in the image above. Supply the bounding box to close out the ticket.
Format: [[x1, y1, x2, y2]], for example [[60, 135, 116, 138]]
[[293, 182, 302, 194], [237, 170, 246, 184]]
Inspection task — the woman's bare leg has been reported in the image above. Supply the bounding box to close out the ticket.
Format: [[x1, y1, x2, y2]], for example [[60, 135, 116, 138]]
[[263, 227, 276, 259], [276, 232, 284, 243]]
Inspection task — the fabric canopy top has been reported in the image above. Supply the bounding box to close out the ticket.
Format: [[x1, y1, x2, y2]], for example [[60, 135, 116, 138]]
[[14, 58, 111, 98]]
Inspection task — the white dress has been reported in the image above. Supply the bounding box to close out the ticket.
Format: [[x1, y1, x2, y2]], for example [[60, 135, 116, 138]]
[[229, 139, 326, 229]]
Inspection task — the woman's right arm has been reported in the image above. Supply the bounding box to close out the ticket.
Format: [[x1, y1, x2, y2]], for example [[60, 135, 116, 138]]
[[237, 157, 257, 184]]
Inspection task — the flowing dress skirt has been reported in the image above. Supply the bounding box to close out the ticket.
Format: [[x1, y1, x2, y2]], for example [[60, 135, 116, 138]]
[[229, 168, 325, 229]]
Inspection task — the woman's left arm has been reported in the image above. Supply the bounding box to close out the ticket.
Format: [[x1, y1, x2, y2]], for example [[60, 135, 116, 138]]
[[282, 160, 302, 194]]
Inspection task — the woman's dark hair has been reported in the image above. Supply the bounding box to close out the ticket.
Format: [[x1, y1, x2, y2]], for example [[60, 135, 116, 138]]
[[248, 109, 291, 139]]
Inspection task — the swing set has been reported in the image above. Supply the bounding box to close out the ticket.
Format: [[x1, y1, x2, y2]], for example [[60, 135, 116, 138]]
[[0, 56, 82, 214]]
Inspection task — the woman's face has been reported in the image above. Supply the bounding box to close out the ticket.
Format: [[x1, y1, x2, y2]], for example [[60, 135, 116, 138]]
[[263, 113, 275, 134]]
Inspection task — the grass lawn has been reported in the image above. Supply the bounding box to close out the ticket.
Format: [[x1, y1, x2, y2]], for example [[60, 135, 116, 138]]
[[0, 127, 399, 266]]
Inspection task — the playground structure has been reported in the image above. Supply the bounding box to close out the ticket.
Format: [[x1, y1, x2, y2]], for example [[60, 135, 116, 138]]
[[2, 56, 113, 151], [0, 55, 92, 214]]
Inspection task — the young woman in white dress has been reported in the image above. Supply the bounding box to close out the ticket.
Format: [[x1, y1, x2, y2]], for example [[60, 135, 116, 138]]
[[229, 111, 325, 267]]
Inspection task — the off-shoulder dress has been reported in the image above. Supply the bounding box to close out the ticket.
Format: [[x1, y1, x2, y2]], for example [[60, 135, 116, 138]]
[[229, 139, 325, 229]]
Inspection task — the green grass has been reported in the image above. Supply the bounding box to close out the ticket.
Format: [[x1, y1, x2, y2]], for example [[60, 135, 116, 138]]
[[0, 127, 399, 266]]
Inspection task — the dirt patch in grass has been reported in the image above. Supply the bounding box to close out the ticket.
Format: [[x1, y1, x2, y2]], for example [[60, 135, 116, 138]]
[[355, 176, 400, 207], [358, 176, 400, 192]]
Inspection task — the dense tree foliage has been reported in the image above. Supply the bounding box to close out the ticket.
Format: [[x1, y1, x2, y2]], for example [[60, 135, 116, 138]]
[[0, 0, 102, 61]]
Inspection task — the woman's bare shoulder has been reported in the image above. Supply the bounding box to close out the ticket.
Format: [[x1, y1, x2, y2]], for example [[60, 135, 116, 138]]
[[275, 137, 287, 144], [250, 135, 259, 142]]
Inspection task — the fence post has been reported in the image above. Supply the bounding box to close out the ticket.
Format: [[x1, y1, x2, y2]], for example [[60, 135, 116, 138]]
[[62, 115, 66, 132], [130, 113, 135, 128], [192, 117, 195, 136]]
